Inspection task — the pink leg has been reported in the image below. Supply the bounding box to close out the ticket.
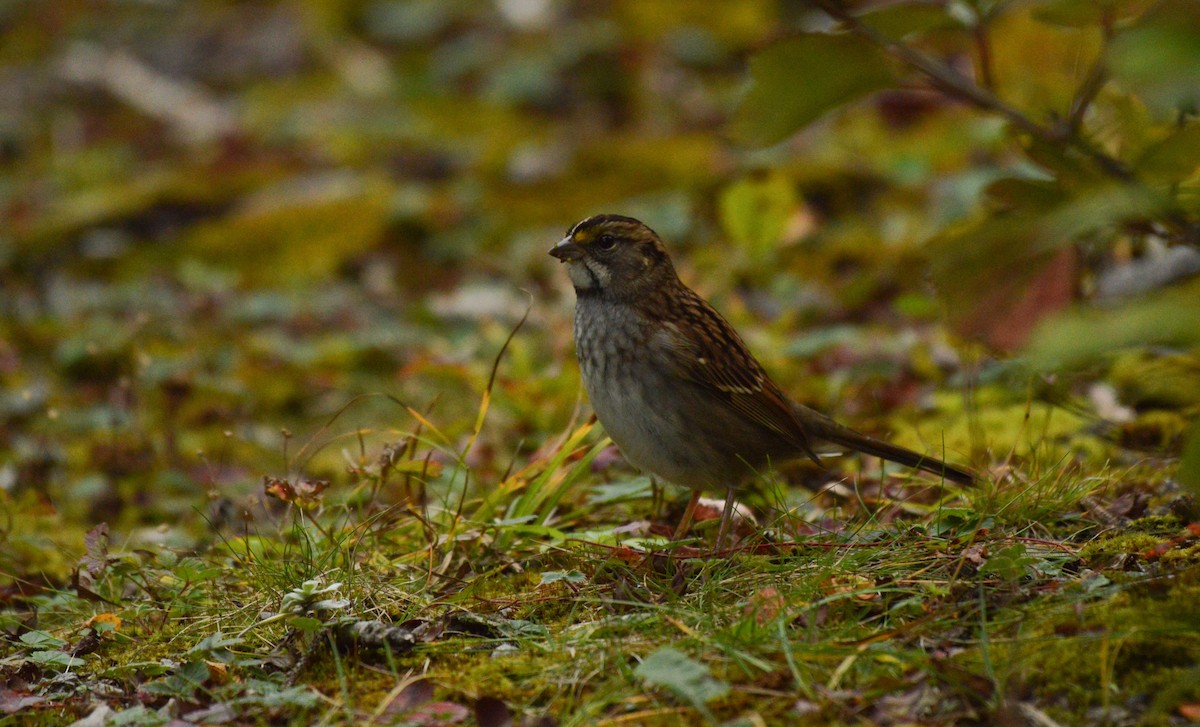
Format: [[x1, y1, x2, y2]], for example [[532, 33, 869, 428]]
[[672, 490, 703, 540], [715, 488, 738, 551]]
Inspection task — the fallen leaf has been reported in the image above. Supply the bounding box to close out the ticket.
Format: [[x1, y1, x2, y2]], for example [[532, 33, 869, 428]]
[[263, 476, 329, 507], [474, 696, 512, 727], [382, 679, 433, 716], [83, 613, 122, 633], [404, 701, 469, 726], [961, 543, 987, 566], [744, 587, 786, 626], [0, 690, 44, 715], [82, 523, 110, 577]]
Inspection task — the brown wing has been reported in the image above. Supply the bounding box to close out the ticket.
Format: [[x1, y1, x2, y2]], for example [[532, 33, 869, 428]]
[[652, 287, 821, 463]]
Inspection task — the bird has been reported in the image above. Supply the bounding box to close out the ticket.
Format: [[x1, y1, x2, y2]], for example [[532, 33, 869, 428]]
[[549, 213, 975, 548]]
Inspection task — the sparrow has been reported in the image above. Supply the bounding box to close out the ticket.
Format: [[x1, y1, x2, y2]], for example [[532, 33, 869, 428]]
[[550, 214, 974, 546]]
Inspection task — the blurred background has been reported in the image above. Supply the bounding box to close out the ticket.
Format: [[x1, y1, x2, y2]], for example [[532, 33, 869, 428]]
[[2, 0, 1198, 564]]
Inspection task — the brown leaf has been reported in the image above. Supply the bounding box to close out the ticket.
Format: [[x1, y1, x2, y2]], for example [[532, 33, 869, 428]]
[[293, 478, 330, 504], [82, 523, 110, 577], [263, 476, 296, 502], [382, 679, 433, 716], [744, 587, 786, 626], [69, 630, 101, 657], [205, 660, 230, 684], [961, 543, 988, 566], [0, 690, 44, 715], [822, 574, 878, 601], [403, 702, 469, 726], [474, 697, 512, 727], [263, 476, 330, 507]]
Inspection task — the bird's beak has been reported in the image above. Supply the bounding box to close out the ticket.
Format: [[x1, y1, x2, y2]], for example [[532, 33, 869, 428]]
[[549, 236, 584, 262]]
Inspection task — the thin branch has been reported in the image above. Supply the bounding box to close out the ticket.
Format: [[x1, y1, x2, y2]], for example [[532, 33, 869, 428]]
[[811, 0, 1134, 182], [1066, 10, 1115, 136], [59, 42, 236, 144], [971, 20, 995, 92], [1065, 64, 1108, 136]]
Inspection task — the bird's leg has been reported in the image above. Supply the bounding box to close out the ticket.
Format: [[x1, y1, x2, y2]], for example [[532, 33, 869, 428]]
[[715, 488, 738, 551], [672, 490, 703, 540]]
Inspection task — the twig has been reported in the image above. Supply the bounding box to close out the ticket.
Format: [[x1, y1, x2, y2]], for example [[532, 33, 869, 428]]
[[971, 20, 994, 91], [810, 0, 1134, 182], [58, 42, 236, 144], [1065, 9, 1115, 136]]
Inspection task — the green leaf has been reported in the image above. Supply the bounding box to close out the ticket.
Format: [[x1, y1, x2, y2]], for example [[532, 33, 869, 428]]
[[538, 570, 586, 585], [984, 177, 1065, 211], [493, 515, 537, 527], [732, 34, 895, 146], [108, 705, 169, 726], [979, 543, 1037, 581], [1024, 278, 1200, 369], [238, 683, 322, 709], [587, 476, 654, 505], [187, 633, 241, 657], [636, 647, 729, 712], [189, 632, 243, 659], [19, 630, 67, 649], [506, 524, 569, 543], [718, 172, 796, 261], [1031, 0, 1123, 28], [1109, 1, 1200, 115], [860, 2, 964, 38], [141, 660, 210, 699], [287, 617, 325, 633], [29, 650, 86, 668], [1178, 421, 1200, 495], [1136, 121, 1200, 181]]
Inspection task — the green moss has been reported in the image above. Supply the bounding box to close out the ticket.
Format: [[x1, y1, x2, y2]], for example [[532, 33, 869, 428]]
[[1076, 515, 1188, 565], [1120, 410, 1190, 449], [1127, 514, 1183, 534], [986, 569, 1200, 725], [1160, 542, 1200, 565], [407, 644, 572, 705], [920, 388, 1095, 464], [1078, 532, 1164, 564], [1110, 352, 1200, 410]]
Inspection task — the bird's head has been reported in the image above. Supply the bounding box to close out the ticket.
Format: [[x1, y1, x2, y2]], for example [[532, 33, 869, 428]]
[[550, 214, 677, 298]]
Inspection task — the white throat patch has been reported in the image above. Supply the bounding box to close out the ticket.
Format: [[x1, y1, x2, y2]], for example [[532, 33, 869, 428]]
[[567, 258, 610, 290]]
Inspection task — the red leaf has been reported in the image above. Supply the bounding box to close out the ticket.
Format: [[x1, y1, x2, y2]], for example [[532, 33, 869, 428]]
[[956, 247, 1078, 351]]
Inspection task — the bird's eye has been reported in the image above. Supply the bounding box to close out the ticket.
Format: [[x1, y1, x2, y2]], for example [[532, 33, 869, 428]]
[[596, 234, 617, 251]]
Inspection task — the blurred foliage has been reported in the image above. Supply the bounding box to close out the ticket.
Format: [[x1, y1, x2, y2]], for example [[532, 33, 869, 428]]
[[0, 0, 1194, 578], [733, 0, 1200, 480]]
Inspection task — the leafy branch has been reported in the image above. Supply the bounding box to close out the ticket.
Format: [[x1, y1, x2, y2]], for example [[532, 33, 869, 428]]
[[810, 0, 1134, 182]]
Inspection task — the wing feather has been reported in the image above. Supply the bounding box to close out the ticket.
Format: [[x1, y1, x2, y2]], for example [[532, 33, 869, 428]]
[[653, 290, 819, 462]]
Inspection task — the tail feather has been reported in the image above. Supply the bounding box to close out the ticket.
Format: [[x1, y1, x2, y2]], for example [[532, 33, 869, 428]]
[[796, 405, 975, 485]]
